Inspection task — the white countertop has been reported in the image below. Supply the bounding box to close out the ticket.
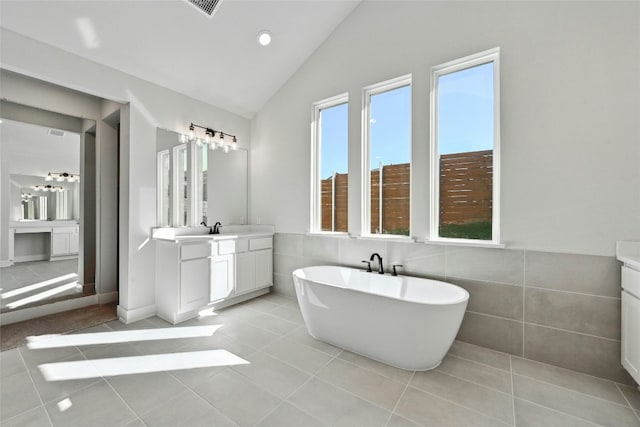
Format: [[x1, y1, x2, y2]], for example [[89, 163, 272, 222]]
[[152, 225, 275, 243], [10, 220, 79, 229], [617, 241, 640, 271]]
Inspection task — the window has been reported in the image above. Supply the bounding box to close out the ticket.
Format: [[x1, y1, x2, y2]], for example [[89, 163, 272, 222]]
[[311, 93, 349, 233], [430, 48, 500, 243], [362, 75, 412, 237], [157, 149, 170, 226]]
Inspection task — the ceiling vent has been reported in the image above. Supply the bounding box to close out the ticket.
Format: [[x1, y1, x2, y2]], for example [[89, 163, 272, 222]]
[[185, 0, 223, 17], [48, 129, 65, 137]]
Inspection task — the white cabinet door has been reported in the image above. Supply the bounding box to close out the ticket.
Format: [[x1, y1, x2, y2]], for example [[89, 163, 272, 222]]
[[68, 232, 79, 254], [255, 249, 273, 288], [51, 234, 69, 256], [211, 254, 234, 302], [235, 251, 255, 295], [622, 290, 640, 383], [180, 258, 210, 312]]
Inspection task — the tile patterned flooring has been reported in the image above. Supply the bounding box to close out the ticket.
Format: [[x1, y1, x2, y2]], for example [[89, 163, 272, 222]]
[[1, 260, 81, 311], [1, 293, 639, 426]]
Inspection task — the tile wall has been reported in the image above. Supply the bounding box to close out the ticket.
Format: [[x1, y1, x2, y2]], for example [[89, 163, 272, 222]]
[[273, 233, 631, 384]]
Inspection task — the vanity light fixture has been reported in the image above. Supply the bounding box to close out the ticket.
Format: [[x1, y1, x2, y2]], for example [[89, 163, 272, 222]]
[[183, 122, 238, 153], [44, 172, 80, 183], [34, 185, 64, 192]]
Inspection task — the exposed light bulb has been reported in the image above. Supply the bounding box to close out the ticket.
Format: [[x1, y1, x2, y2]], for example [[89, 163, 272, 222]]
[[45, 173, 53, 182], [188, 124, 195, 141], [57, 175, 64, 182], [232, 136, 238, 150], [205, 131, 211, 144]]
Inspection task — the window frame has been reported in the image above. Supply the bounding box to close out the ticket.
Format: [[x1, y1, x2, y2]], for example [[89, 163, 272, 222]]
[[310, 92, 349, 234], [429, 47, 501, 245], [361, 74, 413, 239]]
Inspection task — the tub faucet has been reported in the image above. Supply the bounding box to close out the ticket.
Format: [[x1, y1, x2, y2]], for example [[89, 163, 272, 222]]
[[212, 222, 222, 234], [200, 220, 213, 234], [369, 253, 384, 274]]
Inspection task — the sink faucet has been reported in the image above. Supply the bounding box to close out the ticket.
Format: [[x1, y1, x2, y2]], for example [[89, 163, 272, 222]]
[[200, 220, 214, 234], [212, 222, 222, 235], [369, 253, 384, 274]]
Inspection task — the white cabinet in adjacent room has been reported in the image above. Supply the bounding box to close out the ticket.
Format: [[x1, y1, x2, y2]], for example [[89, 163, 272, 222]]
[[51, 226, 79, 257]]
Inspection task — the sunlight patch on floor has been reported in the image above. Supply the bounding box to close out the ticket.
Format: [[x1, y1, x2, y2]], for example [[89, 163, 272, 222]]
[[39, 349, 249, 381], [27, 325, 223, 349]]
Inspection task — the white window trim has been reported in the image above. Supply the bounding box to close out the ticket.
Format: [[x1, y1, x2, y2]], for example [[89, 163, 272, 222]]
[[361, 73, 412, 239], [310, 92, 349, 234], [429, 47, 501, 244], [157, 149, 170, 226]]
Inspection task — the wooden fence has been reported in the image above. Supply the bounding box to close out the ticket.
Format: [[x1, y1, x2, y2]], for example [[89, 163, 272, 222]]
[[439, 150, 492, 224], [320, 150, 492, 232]]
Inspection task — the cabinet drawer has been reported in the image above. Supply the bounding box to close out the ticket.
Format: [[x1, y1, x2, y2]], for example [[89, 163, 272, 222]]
[[623, 266, 640, 298], [53, 227, 77, 234], [218, 239, 248, 255], [250, 237, 272, 251], [181, 242, 212, 260]]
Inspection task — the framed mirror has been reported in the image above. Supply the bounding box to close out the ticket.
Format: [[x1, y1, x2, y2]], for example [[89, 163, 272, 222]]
[[156, 128, 248, 228]]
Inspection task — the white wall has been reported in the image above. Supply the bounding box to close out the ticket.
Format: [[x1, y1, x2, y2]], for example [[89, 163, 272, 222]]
[[1, 29, 251, 317], [251, 1, 640, 256]]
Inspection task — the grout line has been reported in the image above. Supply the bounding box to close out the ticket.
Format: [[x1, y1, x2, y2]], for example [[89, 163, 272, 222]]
[[421, 366, 513, 398], [402, 384, 512, 426], [524, 285, 621, 300], [384, 371, 415, 427], [510, 355, 517, 426], [465, 309, 621, 342], [615, 383, 640, 420], [512, 373, 633, 409], [521, 320, 620, 342], [103, 376, 146, 426], [446, 351, 511, 373], [15, 347, 55, 427], [251, 347, 343, 426], [513, 397, 603, 427]]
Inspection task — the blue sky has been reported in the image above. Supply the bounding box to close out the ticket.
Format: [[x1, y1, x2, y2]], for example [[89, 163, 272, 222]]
[[319, 62, 493, 178]]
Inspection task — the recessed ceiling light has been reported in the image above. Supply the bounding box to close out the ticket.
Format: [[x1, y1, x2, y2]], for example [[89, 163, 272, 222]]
[[257, 30, 272, 46]]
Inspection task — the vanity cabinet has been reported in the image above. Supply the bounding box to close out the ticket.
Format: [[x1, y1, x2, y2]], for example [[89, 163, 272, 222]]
[[622, 266, 640, 383], [234, 237, 273, 296], [155, 234, 273, 324], [51, 226, 79, 257]]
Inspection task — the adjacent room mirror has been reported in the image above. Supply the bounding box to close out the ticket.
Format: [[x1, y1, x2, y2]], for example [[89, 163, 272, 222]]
[[156, 128, 248, 227]]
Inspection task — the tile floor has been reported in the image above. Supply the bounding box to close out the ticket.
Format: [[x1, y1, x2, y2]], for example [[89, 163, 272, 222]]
[[1, 259, 81, 311], [1, 293, 639, 427]]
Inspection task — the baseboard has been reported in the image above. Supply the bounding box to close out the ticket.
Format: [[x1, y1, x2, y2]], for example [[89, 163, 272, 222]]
[[117, 303, 156, 324], [0, 260, 14, 268], [13, 254, 48, 263], [1, 295, 99, 325]]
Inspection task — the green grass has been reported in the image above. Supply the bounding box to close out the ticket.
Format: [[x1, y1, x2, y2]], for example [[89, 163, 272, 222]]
[[439, 222, 492, 240]]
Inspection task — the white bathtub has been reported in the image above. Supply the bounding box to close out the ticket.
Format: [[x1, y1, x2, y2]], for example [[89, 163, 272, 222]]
[[292, 266, 469, 370]]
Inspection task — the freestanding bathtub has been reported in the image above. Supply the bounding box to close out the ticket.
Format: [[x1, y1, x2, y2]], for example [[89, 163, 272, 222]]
[[292, 266, 469, 370]]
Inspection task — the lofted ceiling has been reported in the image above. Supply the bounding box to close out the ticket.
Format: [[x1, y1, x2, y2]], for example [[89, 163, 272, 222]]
[[0, 0, 361, 118]]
